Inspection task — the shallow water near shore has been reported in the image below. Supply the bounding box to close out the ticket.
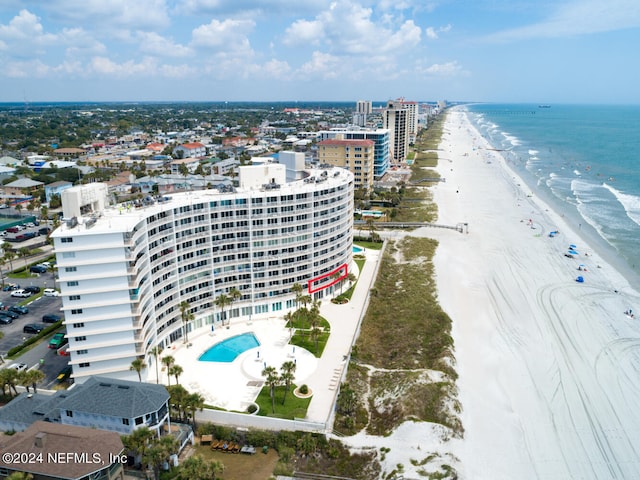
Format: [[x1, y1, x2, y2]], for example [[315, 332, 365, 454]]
[[464, 103, 640, 289]]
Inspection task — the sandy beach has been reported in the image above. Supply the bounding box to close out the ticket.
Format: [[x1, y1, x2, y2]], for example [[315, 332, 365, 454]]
[[416, 108, 640, 479]]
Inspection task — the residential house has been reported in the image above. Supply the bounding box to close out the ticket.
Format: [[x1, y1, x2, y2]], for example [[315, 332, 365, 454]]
[[0, 376, 171, 437], [0, 156, 20, 167], [44, 181, 73, 203], [0, 166, 16, 179], [2, 178, 44, 196], [0, 421, 125, 480], [53, 147, 86, 158], [172, 142, 206, 159]]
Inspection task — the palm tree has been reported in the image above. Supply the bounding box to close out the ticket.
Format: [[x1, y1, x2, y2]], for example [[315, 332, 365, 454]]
[[290, 283, 303, 309], [167, 384, 188, 421], [122, 426, 155, 467], [284, 311, 295, 341], [185, 392, 205, 430], [150, 346, 163, 384], [7, 472, 34, 480], [130, 357, 147, 382], [347, 272, 357, 288], [228, 287, 241, 324], [280, 360, 297, 405], [145, 435, 179, 480], [19, 369, 45, 393], [169, 364, 183, 385], [179, 301, 194, 344], [214, 293, 230, 326], [261, 365, 281, 414], [2, 368, 19, 397], [18, 247, 30, 268], [2, 243, 16, 272], [175, 454, 224, 480], [162, 355, 175, 386], [309, 301, 322, 351], [47, 263, 57, 289], [330, 272, 341, 297]]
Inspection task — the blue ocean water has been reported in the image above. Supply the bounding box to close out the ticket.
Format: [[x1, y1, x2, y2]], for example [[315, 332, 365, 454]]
[[465, 104, 640, 282]]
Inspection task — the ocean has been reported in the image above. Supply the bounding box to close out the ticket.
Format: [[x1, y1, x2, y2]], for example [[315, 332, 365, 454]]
[[464, 103, 640, 286]]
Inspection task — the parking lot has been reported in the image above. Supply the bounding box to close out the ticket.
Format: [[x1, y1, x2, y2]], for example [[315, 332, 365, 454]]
[[0, 269, 68, 388]]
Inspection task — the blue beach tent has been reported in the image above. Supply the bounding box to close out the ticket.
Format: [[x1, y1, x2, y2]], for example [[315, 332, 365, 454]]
[[576, 276, 584, 283]]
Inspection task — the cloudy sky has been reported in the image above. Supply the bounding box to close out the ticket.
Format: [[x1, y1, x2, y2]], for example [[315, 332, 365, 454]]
[[0, 0, 638, 103]]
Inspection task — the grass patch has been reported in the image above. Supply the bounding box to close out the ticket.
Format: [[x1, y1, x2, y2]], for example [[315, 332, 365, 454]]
[[354, 240, 383, 250], [290, 330, 329, 357], [255, 385, 311, 419]]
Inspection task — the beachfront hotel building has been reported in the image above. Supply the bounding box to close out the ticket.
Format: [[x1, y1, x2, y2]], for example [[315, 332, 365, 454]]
[[51, 162, 354, 383], [318, 128, 390, 180], [353, 100, 372, 127], [317, 138, 375, 192]]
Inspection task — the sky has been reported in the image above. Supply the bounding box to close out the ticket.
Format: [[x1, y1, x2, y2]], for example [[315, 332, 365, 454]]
[[0, 0, 639, 103]]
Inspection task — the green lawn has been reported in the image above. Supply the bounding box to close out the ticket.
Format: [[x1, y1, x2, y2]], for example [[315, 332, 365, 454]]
[[255, 385, 311, 419]]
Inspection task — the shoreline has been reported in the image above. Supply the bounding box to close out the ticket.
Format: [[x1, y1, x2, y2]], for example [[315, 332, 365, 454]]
[[464, 106, 640, 292], [424, 108, 640, 478]]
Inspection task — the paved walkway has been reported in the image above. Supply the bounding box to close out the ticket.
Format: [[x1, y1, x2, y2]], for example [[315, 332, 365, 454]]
[[167, 247, 381, 427]]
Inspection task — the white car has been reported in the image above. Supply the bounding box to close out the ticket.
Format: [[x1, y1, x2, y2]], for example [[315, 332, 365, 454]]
[[7, 363, 28, 372], [43, 288, 60, 297], [10, 289, 31, 298]]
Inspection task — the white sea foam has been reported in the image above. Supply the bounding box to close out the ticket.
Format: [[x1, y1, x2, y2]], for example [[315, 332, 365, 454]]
[[501, 131, 521, 146], [528, 149, 539, 155], [603, 183, 640, 227], [573, 169, 581, 176]]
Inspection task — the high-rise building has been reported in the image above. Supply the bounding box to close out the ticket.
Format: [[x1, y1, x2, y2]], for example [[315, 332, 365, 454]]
[[318, 138, 375, 191], [382, 100, 410, 164], [353, 100, 372, 127], [318, 128, 390, 180], [52, 162, 354, 383]]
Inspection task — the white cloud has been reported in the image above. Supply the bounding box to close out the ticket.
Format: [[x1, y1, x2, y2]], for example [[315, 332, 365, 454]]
[[0, 10, 56, 55], [191, 18, 255, 55], [298, 51, 343, 79], [487, 0, 640, 41], [422, 61, 466, 76], [425, 23, 452, 40], [282, 1, 421, 54], [137, 32, 192, 58], [89, 56, 158, 77], [178, 0, 329, 16]]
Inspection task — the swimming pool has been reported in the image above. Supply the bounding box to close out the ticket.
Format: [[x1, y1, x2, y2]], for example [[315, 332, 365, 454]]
[[352, 245, 364, 253], [199, 333, 260, 362]]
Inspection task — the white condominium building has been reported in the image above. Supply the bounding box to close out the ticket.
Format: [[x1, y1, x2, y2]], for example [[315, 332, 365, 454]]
[[52, 163, 354, 383]]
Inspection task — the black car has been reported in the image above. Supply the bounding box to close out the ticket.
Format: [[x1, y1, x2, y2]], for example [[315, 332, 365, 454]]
[[0, 316, 13, 325], [8, 305, 28, 315], [24, 286, 41, 294], [23, 323, 45, 334], [29, 265, 47, 273], [42, 314, 62, 323], [0, 310, 19, 319]]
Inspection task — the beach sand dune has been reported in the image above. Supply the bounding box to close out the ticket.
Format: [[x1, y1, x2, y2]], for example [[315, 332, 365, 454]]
[[421, 109, 640, 479]]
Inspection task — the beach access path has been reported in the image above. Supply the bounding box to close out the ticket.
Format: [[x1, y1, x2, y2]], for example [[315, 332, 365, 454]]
[[420, 109, 640, 479]]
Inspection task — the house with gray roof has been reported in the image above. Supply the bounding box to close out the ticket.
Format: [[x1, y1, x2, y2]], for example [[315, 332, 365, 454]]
[[1, 178, 44, 196], [0, 376, 170, 437], [44, 181, 73, 202]]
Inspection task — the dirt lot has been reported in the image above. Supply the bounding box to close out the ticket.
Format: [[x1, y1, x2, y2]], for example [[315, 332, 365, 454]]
[[193, 444, 279, 480]]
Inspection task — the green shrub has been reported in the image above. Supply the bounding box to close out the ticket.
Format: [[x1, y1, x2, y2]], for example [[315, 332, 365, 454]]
[[299, 384, 309, 394]]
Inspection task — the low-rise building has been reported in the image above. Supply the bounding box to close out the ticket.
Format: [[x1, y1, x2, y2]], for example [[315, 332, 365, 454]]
[[0, 421, 125, 480]]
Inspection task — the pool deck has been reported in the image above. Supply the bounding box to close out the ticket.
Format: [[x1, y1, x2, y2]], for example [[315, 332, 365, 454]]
[[164, 246, 380, 426]]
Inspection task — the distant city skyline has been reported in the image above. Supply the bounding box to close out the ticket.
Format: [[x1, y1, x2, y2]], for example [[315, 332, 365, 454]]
[[0, 1, 639, 104]]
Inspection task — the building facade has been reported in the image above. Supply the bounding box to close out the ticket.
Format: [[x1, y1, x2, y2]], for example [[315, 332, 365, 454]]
[[318, 129, 390, 180], [353, 100, 372, 127], [382, 100, 410, 164], [317, 139, 374, 192], [52, 163, 354, 382]]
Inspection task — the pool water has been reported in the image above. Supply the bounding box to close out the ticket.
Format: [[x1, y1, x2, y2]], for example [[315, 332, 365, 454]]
[[352, 245, 364, 253], [199, 333, 260, 362]]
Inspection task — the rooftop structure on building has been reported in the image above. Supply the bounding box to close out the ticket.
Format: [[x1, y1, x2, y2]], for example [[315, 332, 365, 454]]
[[51, 158, 354, 383]]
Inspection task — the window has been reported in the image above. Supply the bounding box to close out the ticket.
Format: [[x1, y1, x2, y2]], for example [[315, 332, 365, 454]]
[[67, 281, 79, 287], [71, 309, 83, 315], [135, 417, 143, 425], [72, 322, 84, 328], [69, 295, 81, 301], [66, 410, 73, 417], [75, 336, 86, 342], [65, 267, 77, 272], [77, 349, 88, 355], [78, 362, 90, 368], [62, 252, 75, 258], [122, 418, 130, 425], [61, 237, 73, 243]]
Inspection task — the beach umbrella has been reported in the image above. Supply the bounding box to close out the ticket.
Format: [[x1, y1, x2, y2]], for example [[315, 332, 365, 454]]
[[569, 244, 577, 249], [568, 249, 579, 255], [576, 276, 584, 283]]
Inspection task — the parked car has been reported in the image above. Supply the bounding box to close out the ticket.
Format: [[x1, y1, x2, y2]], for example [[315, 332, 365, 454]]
[[39, 262, 53, 268], [38, 227, 51, 235], [8, 305, 28, 315], [6, 227, 19, 233], [49, 332, 67, 349], [23, 323, 45, 334], [42, 314, 62, 323], [2, 284, 19, 291], [10, 289, 31, 298], [7, 363, 28, 372], [57, 365, 72, 383], [0, 310, 19, 319], [29, 265, 47, 274], [0, 316, 13, 325], [24, 286, 41, 294], [43, 289, 60, 297]]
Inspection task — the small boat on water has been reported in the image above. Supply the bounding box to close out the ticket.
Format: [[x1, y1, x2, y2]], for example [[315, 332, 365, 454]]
[[538, 105, 551, 108]]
